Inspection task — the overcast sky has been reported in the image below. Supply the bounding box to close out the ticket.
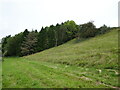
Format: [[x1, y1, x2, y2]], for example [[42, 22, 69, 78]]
[[0, 0, 119, 39]]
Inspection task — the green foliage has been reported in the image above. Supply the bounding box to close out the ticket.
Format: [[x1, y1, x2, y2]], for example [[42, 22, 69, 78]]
[[1, 20, 116, 57], [21, 32, 38, 56], [97, 24, 110, 35], [37, 27, 48, 51], [2, 35, 11, 56], [78, 22, 97, 38], [64, 20, 78, 39], [2, 29, 30, 56], [47, 25, 56, 48], [4, 33, 24, 56], [37, 20, 78, 53], [23, 29, 29, 37]]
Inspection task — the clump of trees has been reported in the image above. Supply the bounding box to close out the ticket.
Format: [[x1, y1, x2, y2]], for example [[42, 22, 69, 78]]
[[2, 20, 111, 57], [78, 22, 97, 38], [97, 24, 110, 35]]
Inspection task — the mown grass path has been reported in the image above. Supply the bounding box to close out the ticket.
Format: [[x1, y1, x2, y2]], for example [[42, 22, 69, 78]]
[[2, 57, 119, 88]]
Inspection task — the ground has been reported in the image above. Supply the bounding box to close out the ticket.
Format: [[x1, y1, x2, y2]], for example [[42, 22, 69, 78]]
[[2, 29, 120, 88]]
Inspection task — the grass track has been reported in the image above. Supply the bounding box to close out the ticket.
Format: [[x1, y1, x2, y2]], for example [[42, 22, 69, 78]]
[[2, 57, 119, 88]]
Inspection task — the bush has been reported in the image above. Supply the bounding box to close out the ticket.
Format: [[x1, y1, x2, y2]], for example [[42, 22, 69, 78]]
[[97, 24, 110, 35], [78, 22, 97, 38]]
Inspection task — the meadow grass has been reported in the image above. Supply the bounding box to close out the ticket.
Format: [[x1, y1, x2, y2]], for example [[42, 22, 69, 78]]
[[2, 57, 115, 88], [25, 29, 118, 69], [2, 29, 119, 88]]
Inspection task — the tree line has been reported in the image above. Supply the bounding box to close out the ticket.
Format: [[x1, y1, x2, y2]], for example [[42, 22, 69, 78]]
[[2, 20, 111, 57]]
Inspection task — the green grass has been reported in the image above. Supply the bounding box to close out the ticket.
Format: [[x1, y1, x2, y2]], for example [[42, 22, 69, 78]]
[[2, 29, 119, 88], [25, 29, 118, 69]]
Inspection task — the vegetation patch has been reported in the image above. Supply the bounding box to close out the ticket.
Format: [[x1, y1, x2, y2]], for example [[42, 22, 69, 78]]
[[2, 29, 119, 88]]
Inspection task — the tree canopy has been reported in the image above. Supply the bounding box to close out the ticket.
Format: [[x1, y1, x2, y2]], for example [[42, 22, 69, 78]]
[[2, 20, 111, 56]]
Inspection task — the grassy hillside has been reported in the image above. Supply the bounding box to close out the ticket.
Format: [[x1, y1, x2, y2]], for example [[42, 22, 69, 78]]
[[2, 29, 119, 88], [25, 29, 118, 69]]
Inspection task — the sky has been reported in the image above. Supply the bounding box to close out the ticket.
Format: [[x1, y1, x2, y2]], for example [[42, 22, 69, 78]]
[[0, 0, 119, 39]]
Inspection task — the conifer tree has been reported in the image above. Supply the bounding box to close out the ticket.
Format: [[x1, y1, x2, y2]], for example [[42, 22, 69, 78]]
[[21, 32, 38, 56]]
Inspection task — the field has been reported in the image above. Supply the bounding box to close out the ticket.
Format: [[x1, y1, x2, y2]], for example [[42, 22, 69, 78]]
[[2, 29, 119, 88]]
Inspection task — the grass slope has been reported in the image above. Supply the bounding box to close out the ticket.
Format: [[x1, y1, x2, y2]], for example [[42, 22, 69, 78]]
[[2, 29, 119, 88], [26, 29, 118, 69]]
